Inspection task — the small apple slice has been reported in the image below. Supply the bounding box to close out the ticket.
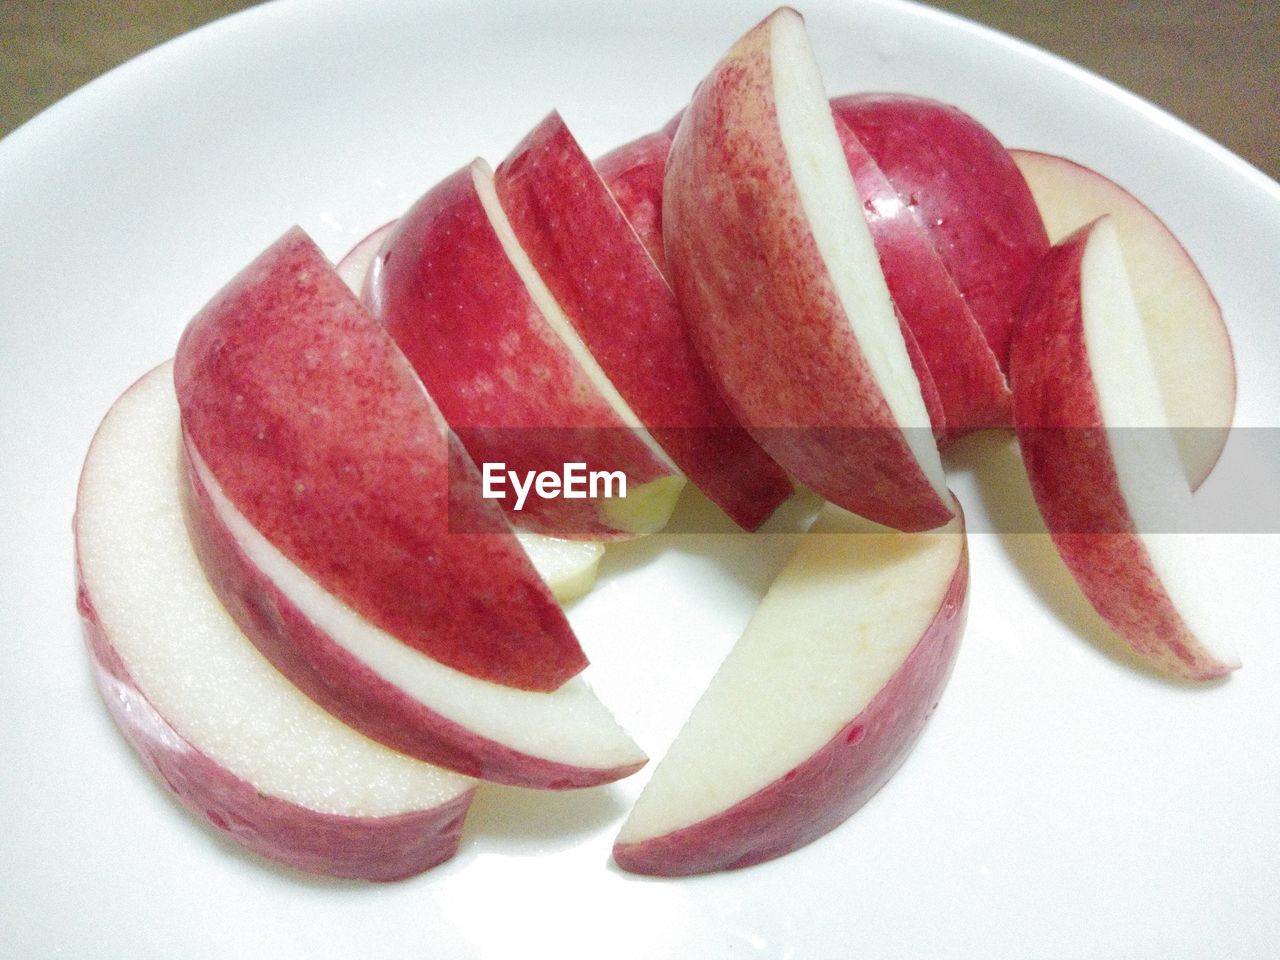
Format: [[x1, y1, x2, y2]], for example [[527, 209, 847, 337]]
[[493, 111, 793, 531], [1010, 149, 1235, 488], [75, 363, 476, 881], [664, 8, 952, 532], [337, 223, 606, 603], [1009, 216, 1239, 681], [175, 227, 586, 692], [367, 161, 684, 540], [595, 113, 680, 279], [614, 503, 968, 876], [834, 93, 1050, 373]]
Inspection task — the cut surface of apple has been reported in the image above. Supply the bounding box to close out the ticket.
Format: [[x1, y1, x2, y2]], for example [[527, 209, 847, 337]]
[[663, 8, 951, 532], [614, 503, 968, 876], [834, 93, 1049, 373], [494, 111, 793, 531], [337, 223, 606, 602], [175, 227, 585, 692], [1011, 149, 1235, 488], [75, 363, 476, 881], [1010, 217, 1239, 681], [367, 161, 684, 540]]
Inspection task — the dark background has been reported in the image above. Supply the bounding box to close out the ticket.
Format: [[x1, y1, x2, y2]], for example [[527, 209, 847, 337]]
[[3, 0, 1276, 181]]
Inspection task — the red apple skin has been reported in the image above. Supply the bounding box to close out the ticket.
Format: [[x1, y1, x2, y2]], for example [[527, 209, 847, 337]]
[[335, 219, 396, 296], [833, 93, 1049, 373], [75, 570, 475, 881], [494, 112, 793, 531], [1009, 224, 1233, 681], [663, 16, 952, 532], [174, 228, 586, 691], [366, 164, 676, 540], [836, 116, 1012, 437], [613, 541, 968, 876], [595, 127, 674, 279], [179, 450, 645, 789]]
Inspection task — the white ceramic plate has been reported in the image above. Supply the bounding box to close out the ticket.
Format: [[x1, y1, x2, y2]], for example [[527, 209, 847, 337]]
[[2, 1, 1278, 956]]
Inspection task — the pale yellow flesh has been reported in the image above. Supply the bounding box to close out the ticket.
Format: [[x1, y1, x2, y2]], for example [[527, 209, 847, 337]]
[[1080, 219, 1238, 668], [191, 447, 646, 771], [472, 159, 685, 536], [75, 364, 473, 817], [619, 505, 964, 842], [1013, 150, 1234, 486], [770, 9, 949, 504]]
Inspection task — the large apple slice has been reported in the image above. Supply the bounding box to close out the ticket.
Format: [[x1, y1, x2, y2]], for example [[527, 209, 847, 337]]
[[337, 221, 605, 603], [614, 503, 968, 875], [367, 161, 684, 540], [75, 363, 476, 880], [664, 8, 952, 532], [1009, 216, 1239, 681], [833, 93, 1049, 373], [1010, 149, 1235, 488], [176, 229, 645, 786], [493, 111, 793, 531]]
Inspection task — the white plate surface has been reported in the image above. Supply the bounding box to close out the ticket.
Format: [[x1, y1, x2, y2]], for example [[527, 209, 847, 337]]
[[2, 1, 1278, 957]]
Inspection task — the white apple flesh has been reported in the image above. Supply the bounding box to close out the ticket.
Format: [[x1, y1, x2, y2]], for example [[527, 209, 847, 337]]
[[1009, 216, 1239, 681], [614, 503, 968, 875], [74, 363, 476, 881], [1010, 149, 1235, 488]]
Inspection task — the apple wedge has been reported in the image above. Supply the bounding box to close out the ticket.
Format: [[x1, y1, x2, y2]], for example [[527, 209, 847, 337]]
[[75, 363, 476, 881], [664, 8, 952, 532], [337, 222, 606, 603], [366, 161, 684, 540], [614, 503, 968, 876], [493, 111, 793, 531], [833, 93, 1049, 373], [175, 229, 646, 786], [1011, 149, 1235, 488], [595, 113, 681, 279], [1009, 216, 1239, 681]]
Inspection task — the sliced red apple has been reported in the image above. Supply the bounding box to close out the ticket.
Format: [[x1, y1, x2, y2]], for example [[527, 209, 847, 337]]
[[337, 222, 606, 602], [614, 502, 968, 876], [75, 363, 476, 881], [175, 227, 586, 692], [175, 228, 645, 785], [1010, 149, 1235, 488], [366, 161, 684, 540], [1009, 216, 1239, 681], [663, 8, 952, 532], [836, 115, 1011, 437], [595, 118, 677, 279], [493, 111, 793, 531], [834, 93, 1049, 373]]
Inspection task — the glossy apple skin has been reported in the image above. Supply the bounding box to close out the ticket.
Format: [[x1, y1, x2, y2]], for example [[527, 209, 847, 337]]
[[595, 127, 674, 279], [367, 164, 676, 540], [174, 228, 585, 691], [335, 219, 396, 295], [613, 541, 968, 876], [180, 450, 645, 789], [1009, 224, 1233, 681], [837, 117, 1011, 437], [494, 112, 793, 531], [663, 14, 951, 532], [834, 93, 1049, 373], [75, 558, 474, 882]]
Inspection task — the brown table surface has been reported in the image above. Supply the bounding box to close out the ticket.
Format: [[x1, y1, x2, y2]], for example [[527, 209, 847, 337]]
[[3, 0, 1276, 181]]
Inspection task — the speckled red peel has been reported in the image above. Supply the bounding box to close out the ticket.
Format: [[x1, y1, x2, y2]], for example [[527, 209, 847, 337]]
[[494, 111, 793, 531]]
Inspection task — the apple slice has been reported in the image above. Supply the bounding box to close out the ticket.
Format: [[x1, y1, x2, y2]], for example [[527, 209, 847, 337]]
[[493, 111, 793, 531], [75, 363, 476, 881], [836, 116, 1011, 437], [175, 229, 645, 785], [1009, 216, 1239, 681], [367, 161, 684, 540], [833, 93, 1049, 373], [663, 8, 952, 532], [1010, 149, 1235, 488], [337, 222, 606, 603], [595, 113, 680, 279], [614, 503, 968, 875]]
